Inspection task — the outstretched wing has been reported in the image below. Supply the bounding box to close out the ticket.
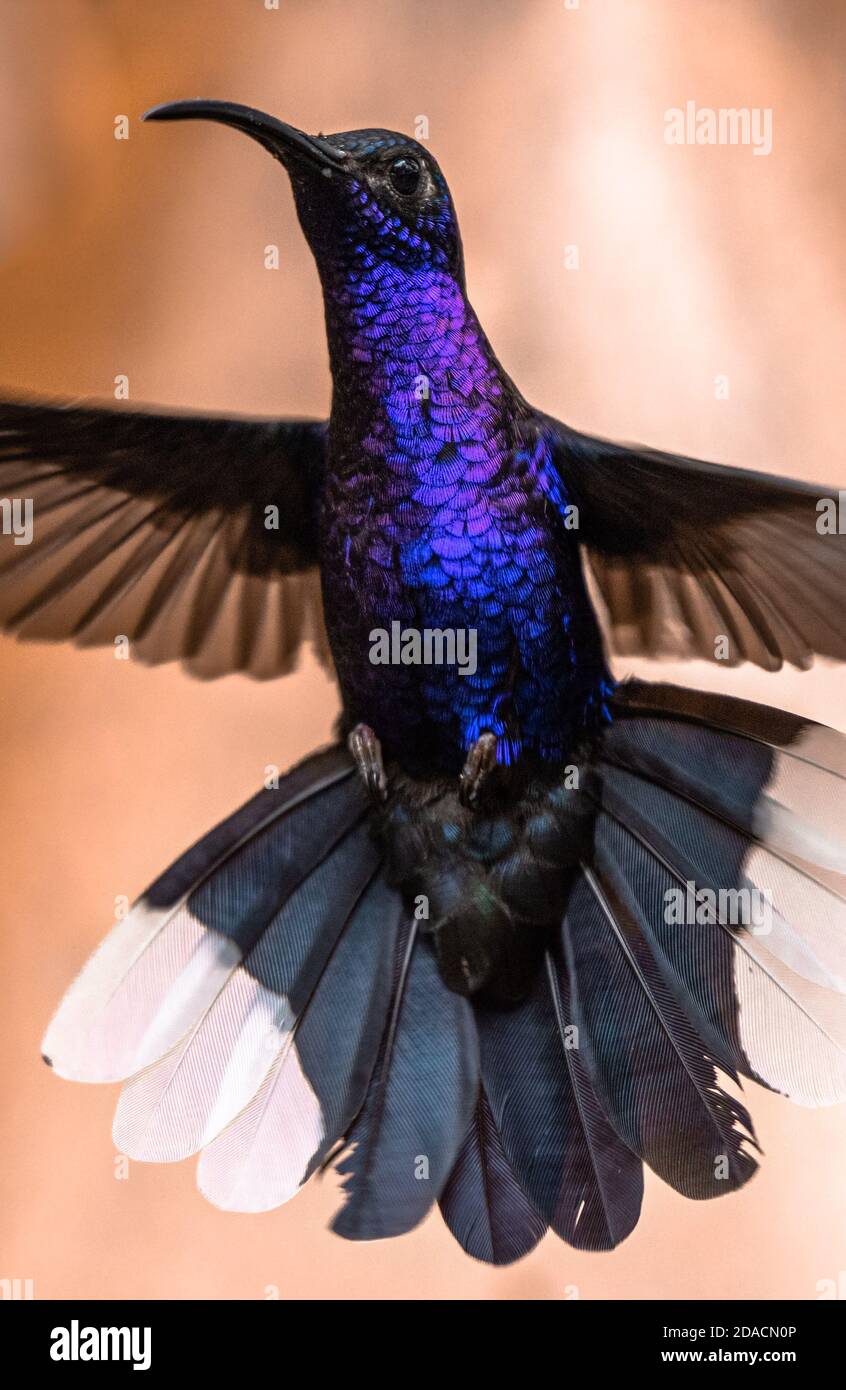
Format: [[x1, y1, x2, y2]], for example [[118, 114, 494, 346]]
[[539, 414, 846, 671], [0, 398, 330, 679]]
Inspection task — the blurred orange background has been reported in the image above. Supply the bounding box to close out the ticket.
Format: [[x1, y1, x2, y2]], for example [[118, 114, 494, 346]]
[[1, 0, 845, 1300]]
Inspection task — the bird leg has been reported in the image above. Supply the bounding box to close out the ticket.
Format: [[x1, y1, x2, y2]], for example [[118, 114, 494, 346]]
[[347, 722, 388, 802], [459, 731, 499, 809]]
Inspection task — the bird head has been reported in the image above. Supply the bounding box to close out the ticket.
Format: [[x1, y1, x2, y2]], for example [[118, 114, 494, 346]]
[[143, 101, 465, 286]]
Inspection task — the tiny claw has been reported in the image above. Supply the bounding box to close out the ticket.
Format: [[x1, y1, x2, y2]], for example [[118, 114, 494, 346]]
[[459, 731, 498, 809], [348, 723, 388, 803]]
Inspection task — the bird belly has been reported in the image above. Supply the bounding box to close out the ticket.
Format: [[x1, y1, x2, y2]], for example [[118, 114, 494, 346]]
[[321, 487, 607, 774]]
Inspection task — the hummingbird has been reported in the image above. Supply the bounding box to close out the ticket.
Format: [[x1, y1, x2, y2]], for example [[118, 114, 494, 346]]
[[2, 100, 845, 1264]]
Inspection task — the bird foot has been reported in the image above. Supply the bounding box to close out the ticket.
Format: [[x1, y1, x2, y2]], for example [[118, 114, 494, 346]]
[[459, 731, 499, 809], [348, 723, 388, 803]]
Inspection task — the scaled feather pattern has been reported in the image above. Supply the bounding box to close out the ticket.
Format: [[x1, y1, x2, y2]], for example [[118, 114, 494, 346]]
[[1, 102, 842, 1263]]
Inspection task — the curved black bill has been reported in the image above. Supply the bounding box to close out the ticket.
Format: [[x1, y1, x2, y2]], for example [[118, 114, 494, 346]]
[[142, 100, 348, 174]]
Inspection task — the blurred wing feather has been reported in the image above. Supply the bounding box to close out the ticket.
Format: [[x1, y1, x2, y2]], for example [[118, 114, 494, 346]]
[[539, 415, 846, 669], [0, 397, 330, 678]]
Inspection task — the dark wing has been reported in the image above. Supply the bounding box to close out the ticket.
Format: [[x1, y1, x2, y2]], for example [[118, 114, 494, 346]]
[[539, 414, 846, 671], [0, 398, 331, 679]]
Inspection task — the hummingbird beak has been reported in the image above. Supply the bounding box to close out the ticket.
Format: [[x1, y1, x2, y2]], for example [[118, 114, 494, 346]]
[[142, 100, 348, 176]]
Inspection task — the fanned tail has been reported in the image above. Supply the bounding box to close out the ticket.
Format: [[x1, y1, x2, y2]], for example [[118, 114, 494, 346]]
[[443, 679, 846, 1258], [42, 745, 365, 1085], [593, 681, 846, 1108], [41, 680, 846, 1265], [42, 746, 476, 1231]]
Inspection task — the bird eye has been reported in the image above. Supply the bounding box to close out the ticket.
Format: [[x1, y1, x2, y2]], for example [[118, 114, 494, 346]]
[[388, 155, 422, 196]]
